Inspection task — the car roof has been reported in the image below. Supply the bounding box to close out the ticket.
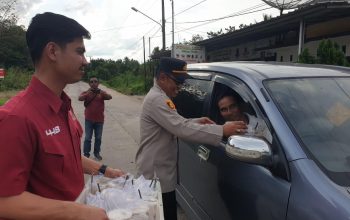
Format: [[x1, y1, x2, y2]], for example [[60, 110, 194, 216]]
[[187, 61, 350, 80]]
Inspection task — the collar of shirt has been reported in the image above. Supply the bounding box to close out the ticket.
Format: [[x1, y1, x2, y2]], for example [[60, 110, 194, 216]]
[[29, 76, 71, 114], [154, 82, 169, 99]]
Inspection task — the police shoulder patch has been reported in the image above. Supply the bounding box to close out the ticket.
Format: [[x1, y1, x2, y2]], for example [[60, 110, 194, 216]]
[[165, 99, 176, 110]]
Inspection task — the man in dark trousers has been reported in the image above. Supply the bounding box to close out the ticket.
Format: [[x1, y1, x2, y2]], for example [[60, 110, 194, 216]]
[[0, 12, 123, 220], [136, 57, 247, 220], [79, 76, 112, 160]]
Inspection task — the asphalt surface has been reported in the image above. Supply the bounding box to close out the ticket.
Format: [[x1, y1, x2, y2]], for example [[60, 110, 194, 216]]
[[65, 81, 188, 220], [65, 81, 142, 175]]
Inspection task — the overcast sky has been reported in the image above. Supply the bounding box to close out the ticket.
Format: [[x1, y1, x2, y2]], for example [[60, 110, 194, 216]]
[[15, 0, 304, 63]]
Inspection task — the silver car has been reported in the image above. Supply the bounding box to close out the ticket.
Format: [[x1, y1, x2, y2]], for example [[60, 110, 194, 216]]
[[174, 62, 350, 220]]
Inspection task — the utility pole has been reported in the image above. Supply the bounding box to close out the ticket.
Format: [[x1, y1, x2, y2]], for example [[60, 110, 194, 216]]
[[171, 0, 174, 57], [161, 0, 166, 51], [149, 37, 151, 58], [143, 36, 147, 91]]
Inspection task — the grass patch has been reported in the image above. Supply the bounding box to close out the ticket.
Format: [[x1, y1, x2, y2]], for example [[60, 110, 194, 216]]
[[107, 72, 151, 95], [0, 90, 19, 106], [0, 99, 6, 106]]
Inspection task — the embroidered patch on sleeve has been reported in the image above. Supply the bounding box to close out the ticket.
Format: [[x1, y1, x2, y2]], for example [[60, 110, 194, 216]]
[[166, 99, 176, 110]]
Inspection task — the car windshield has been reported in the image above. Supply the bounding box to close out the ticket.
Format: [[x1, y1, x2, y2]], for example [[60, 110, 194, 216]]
[[265, 77, 350, 186]]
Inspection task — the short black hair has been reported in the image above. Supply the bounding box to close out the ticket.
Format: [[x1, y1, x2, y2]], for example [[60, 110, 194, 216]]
[[216, 89, 244, 105], [26, 12, 91, 64], [89, 76, 99, 81]]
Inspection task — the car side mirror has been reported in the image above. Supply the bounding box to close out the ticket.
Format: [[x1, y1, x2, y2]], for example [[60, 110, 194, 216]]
[[223, 135, 273, 167]]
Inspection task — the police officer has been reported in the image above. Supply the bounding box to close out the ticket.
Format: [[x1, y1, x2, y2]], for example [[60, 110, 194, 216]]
[[135, 57, 247, 220]]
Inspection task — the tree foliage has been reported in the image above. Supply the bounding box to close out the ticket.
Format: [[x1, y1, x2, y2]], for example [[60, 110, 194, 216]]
[[298, 48, 315, 64], [0, 0, 31, 69], [182, 34, 204, 45], [298, 39, 348, 66], [317, 39, 348, 66], [225, 26, 235, 33], [0, 0, 18, 29], [207, 29, 223, 38], [84, 57, 156, 94], [0, 24, 30, 68], [263, 14, 273, 21], [152, 46, 160, 55], [0, 67, 31, 91]]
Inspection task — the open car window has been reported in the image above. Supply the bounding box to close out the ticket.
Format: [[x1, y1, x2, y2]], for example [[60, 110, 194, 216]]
[[211, 82, 272, 143]]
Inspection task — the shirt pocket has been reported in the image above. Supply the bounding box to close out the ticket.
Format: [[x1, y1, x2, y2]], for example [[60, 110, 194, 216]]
[[41, 141, 65, 174]]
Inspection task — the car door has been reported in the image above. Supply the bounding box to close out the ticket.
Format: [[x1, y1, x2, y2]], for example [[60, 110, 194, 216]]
[[176, 72, 292, 220], [174, 72, 228, 220]]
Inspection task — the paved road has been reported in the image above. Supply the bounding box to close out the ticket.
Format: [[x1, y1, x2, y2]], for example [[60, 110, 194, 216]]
[[65, 81, 143, 175], [65, 81, 188, 220]]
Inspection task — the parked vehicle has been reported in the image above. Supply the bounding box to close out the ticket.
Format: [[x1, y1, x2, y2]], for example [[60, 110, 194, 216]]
[[174, 62, 350, 220]]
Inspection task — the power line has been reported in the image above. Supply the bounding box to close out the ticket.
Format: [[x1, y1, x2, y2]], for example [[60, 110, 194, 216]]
[[176, 3, 268, 24], [151, 5, 272, 38], [92, 22, 155, 33], [127, 2, 273, 58], [174, 7, 272, 33], [151, 26, 162, 38], [165, 0, 207, 20]]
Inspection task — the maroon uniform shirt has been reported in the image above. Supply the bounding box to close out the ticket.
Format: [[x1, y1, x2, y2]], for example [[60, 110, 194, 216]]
[[81, 90, 107, 123], [0, 76, 84, 202]]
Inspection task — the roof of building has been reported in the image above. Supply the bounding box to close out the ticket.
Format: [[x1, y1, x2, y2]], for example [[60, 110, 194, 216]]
[[194, 1, 350, 51]]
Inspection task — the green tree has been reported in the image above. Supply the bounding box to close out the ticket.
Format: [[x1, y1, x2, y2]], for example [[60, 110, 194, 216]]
[[0, 67, 31, 91], [0, 24, 30, 68], [263, 14, 272, 21], [317, 39, 348, 66], [298, 48, 315, 64], [207, 29, 223, 38], [239, 24, 248, 29], [0, 0, 31, 69], [225, 26, 235, 33], [152, 46, 160, 55], [182, 34, 204, 45], [298, 40, 348, 66], [0, 0, 18, 31]]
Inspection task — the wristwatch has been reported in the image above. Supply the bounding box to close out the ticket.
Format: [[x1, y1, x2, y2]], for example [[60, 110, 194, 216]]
[[98, 164, 107, 175]]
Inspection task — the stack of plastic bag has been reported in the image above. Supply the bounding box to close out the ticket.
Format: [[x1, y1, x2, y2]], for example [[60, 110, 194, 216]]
[[83, 174, 160, 220]]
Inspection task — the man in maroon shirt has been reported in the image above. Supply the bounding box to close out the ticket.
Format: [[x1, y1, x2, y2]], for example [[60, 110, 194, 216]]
[[79, 76, 112, 160], [0, 12, 124, 220]]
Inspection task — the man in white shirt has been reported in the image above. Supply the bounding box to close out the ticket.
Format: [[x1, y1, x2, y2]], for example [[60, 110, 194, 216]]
[[217, 92, 272, 142]]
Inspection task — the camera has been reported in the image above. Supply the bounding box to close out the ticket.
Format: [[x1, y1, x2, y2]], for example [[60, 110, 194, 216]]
[[91, 88, 101, 94]]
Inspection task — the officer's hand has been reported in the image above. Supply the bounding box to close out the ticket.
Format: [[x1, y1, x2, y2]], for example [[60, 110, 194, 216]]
[[196, 117, 216, 125], [104, 167, 125, 178], [223, 121, 247, 137]]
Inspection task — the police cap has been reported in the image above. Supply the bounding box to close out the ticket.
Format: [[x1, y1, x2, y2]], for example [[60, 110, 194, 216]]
[[159, 57, 191, 84]]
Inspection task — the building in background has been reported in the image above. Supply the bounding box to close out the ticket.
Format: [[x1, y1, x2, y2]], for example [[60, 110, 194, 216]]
[[195, 0, 350, 63]]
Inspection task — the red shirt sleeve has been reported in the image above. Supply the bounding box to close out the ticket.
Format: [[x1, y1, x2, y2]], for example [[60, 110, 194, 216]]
[[0, 113, 37, 196]]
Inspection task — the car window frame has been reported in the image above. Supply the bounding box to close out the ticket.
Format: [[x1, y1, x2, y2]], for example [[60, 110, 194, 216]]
[[213, 74, 269, 125], [211, 72, 291, 181]]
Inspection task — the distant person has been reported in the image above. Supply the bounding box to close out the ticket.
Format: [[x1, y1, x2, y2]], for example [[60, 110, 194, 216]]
[[0, 12, 124, 220], [79, 76, 112, 160], [135, 57, 247, 220], [217, 92, 272, 142]]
